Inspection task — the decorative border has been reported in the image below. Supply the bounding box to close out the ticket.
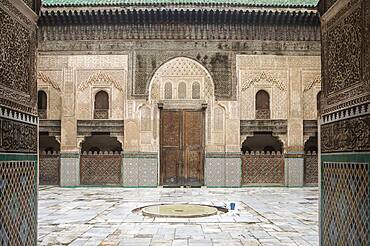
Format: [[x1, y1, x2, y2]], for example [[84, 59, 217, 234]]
[[321, 102, 369, 125], [0, 106, 38, 126]]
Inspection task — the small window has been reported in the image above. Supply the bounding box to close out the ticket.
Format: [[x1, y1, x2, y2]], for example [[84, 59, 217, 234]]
[[94, 91, 109, 119], [38, 90, 47, 119], [178, 82, 186, 99], [255, 90, 270, 119], [164, 82, 172, 99], [192, 82, 201, 99]]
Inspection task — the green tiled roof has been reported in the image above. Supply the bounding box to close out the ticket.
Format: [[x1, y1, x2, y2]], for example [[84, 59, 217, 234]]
[[42, 0, 319, 7]]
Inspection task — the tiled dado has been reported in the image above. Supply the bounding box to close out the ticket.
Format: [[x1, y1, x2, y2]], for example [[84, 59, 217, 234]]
[[205, 153, 241, 187], [60, 152, 80, 187], [122, 152, 157, 187]]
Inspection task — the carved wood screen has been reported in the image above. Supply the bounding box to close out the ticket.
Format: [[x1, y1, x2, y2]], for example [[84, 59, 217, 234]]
[[94, 90, 109, 119], [304, 152, 318, 185], [160, 110, 204, 186], [242, 152, 284, 185], [80, 152, 122, 185], [39, 151, 60, 185], [255, 90, 270, 119]]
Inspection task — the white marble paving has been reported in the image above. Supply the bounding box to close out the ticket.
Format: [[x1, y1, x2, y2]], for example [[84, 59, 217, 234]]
[[38, 187, 319, 246]]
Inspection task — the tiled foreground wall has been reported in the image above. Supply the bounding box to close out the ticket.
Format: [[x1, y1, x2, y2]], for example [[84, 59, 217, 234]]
[[0, 0, 39, 245], [321, 158, 369, 245]]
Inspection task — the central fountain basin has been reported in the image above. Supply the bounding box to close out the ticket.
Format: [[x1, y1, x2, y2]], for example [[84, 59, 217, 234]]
[[140, 204, 225, 218]]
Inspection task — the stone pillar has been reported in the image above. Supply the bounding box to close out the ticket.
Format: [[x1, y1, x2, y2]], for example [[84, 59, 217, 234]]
[[60, 67, 80, 186], [285, 67, 304, 186]]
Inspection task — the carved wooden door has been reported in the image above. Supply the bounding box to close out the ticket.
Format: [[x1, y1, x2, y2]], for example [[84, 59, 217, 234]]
[[183, 111, 204, 186], [160, 110, 204, 186]]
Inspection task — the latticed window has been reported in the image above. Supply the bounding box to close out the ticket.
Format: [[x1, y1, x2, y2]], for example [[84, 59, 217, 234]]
[[164, 82, 172, 99], [192, 82, 201, 99], [178, 82, 186, 99], [255, 90, 270, 119], [94, 91, 109, 119], [38, 90, 47, 119]]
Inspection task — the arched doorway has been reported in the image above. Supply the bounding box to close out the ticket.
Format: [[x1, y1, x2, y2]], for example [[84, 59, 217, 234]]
[[148, 57, 214, 186], [80, 134, 123, 185]]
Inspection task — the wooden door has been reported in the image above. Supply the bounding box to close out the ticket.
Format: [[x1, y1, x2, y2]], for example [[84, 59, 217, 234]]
[[183, 111, 204, 186], [160, 110, 204, 186], [160, 110, 182, 185]]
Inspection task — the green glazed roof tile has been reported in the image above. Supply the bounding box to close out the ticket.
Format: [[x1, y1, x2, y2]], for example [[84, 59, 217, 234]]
[[42, 0, 320, 7]]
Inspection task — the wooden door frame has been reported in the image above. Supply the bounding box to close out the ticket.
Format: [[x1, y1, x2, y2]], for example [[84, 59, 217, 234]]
[[159, 108, 206, 186]]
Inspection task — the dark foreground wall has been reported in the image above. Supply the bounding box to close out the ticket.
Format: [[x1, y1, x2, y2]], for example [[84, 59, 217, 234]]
[[0, 0, 39, 244], [319, 0, 370, 245]]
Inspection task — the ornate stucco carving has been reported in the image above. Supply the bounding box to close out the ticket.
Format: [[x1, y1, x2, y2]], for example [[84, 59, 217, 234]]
[[241, 71, 287, 92], [78, 71, 124, 92], [37, 71, 61, 91]]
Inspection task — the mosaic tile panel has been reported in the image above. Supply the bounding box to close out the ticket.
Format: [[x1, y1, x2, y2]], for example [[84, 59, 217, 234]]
[[60, 155, 79, 186], [304, 153, 318, 185], [321, 162, 369, 246], [123, 157, 158, 187], [285, 157, 304, 186], [205, 158, 224, 187], [80, 154, 122, 185], [138, 158, 157, 187], [39, 154, 60, 185], [0, 160, 37, 245], [122, 158, 139, 187], [225, 158, 241, 187], [242, 154, 284, 185]]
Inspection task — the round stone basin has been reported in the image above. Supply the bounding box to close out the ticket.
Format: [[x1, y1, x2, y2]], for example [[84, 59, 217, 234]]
[[141, 204, 220, 218]]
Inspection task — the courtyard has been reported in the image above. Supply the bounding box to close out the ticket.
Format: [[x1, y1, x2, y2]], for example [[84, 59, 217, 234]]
[[38, 187, 319, 246]]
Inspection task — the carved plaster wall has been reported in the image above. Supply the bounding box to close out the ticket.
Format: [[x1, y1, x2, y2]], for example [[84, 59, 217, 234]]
[[37, 55, 128, 150], [122, 56, 240, 154], [237, 55, 321, 121]]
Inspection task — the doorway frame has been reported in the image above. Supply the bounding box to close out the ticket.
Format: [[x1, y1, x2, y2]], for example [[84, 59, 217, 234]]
[[159, 107, 206, 186]]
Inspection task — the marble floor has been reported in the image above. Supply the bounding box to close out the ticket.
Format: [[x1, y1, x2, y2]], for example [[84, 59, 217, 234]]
[[38, 186, 319, 246]]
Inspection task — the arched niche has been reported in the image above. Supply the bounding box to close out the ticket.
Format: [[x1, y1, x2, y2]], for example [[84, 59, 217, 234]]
[[80, 133, 122, 153], [241, 133, 283, 154], [39, 132, 60, 153]]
